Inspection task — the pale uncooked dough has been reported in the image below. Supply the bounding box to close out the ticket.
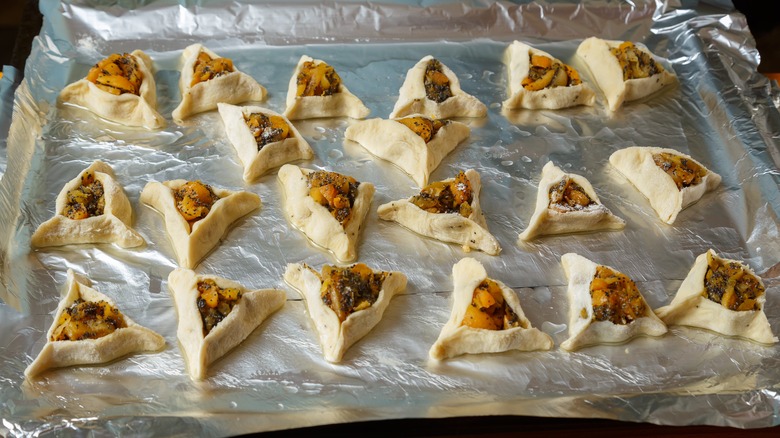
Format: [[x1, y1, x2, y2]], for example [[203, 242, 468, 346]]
[[377, 169, 501, 255], [503, 41, 595, 110], [576, 37, 676, 111], [655, 249, 777, 344], [140, 180, 260, 268], [25, 269, 165, 378], [283, 262, 407, 362], [31, 160, 145, 249], [429, 257, 553, 360], [218, 103, 313, 182], [609, 146, 721, 224], [277, 164, 374, 262], [173, 44, 267, 122], [389, 55, 487, 119], [59, 50, 166, 129], [560, 253, 667, 351], [167, 268, 286, 380], [344, 114, 470, 187], [518, 161, 625, 241]]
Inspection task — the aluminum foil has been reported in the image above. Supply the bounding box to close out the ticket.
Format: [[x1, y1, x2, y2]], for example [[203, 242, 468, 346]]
[[2, 0, 780, 436]]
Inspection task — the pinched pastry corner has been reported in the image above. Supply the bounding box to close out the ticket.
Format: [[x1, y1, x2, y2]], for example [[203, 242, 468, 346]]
[[59, 50, 166, 129], [167, 268, 286, 380], [140, 179, 260, 268], [173, 43, 267, 122], [31, 160, 145, 249], [284, 262, 407, 362], [25, 269, 165, 379]]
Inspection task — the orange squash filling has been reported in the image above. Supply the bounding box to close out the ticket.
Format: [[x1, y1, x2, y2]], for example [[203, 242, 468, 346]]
[[652, 152, 707, 190], [521, 54, 582, 91], [589, 266, 647, 325], [411, 171, 473, 218], [63, 171, 105, 220], [320, 264, 387, 322], [51, 298, 128, 341], [190, 51, 234, 87], [86, 53, 143, 96], [610, 41, 665, 81], [307, 170, 360, 226], [173, 181, 219, 231], [395, 116, 447, 143], [424, 59, 453, 103], [244, 113, 291, 150], [296, 61, 341, 97], [548, 177, 596, 212], [197, 279, 242, 335], [461, 279, 524, 330], [702, 252, 763, 311]]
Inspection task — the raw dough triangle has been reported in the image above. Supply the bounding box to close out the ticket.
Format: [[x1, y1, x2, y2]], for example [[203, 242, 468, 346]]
[[278, 164, 374, 262], [429, 258, 553, 360], [31, 160, 145, 249], [518, 161, 625, 241], [25, 269, 165, 378], [283, 262, 407, 362], [389, 55, 487, 119], [283, 55, 370, 120], [609, 146, 720, 224], [167, 268, 286, 379], [655, 249, 777, 344], [344, 114, 470, 187], [140, 180, 260, 268], [59, 50, 166, 129], [218, 103, 314, 182], [173, 43, 267, 122], [503, 40, 595, 110], [560, 253, 667, 351], [378, 169, 501, 255], [576, 37, 676, 111]]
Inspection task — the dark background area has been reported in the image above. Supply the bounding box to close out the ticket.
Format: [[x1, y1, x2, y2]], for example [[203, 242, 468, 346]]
[[0, 0, 777, 436]]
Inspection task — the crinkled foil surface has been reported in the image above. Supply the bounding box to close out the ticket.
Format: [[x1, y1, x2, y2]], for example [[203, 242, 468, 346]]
[[2, 0, 780, 436]]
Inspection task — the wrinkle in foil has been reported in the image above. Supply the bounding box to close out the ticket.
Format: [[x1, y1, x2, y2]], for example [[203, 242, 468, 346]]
[[1, 0, 780, 436]]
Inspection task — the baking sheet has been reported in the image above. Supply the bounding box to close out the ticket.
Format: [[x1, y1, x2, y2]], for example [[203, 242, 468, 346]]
[[2, 0, 780, 436]]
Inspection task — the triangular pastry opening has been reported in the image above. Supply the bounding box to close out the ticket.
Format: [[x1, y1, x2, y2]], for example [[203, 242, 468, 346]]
[[560, 253, 667, 351], [344, 114, 470, 186], [576, 38, 676, 111], [283, 55, 370, 120], [389, 56, 486, 119], [503, 41, 596, 110], [167, 268, 286, 380], [218, 103, 313, 182], [59, 50, 166, 129], [24, 269, 165, 378], [31, 160, 145, 249], [278, 164, 374, 262], [429, 257, 553, 360], [655, 249, 777, 344], [140, 179, 260, 268], [609, 146, 721, 224], [283, 262, 407, 362], [173, 44, 267, 122], [378, 169, 500, 255], [518, 162, 624, 241]]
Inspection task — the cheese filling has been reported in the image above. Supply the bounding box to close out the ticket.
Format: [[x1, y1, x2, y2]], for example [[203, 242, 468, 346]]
[[610, 41, 665, 81], [51, 298, 128, 341], [424, 59, 453, 103], [307, 170, 360, 226], [174, 181, 219, 231], [589, 266, 647, 325], [63, 171, 105, 220], [461, 279, 524, 330], [395, 116, 447, 143], [244, 112, 292, 150], [522, 54, 582, 91], [548, 177, 596, 213], [320, 264, 387, 322], [86, 53, 144, 96], [411, 171, 473, 218], [197, 279, 242, 335], [652, 152, 707, 190], [296, 61, 342, 97], [190, 51, 235, 87], [702, 252, 763, 311]]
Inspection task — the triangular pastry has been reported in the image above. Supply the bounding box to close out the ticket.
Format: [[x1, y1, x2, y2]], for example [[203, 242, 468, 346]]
[[59, 50, 166, 129], [167, 268, 286, 379], [576, 37, 676, 111], [218, 103, 314, 182], [344, 114, 470, 187], [377, 169, 500, 255], [283, 55, 370, 120], [503, 41, 596, 110], [429, 258, 553, 360], [284, 262, 407, 362], [389, 55, 487, 119], [518, 161, 625, 241], [560, 253, 667, 351], [278, 164, 374, 262], [25, 269, 165, 378], [172, 43, 267, 122], [609, 146, 721, 224], [31, 160, 145, 248], [655, 249, 777, 344], [140, 179, 260, 268]]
